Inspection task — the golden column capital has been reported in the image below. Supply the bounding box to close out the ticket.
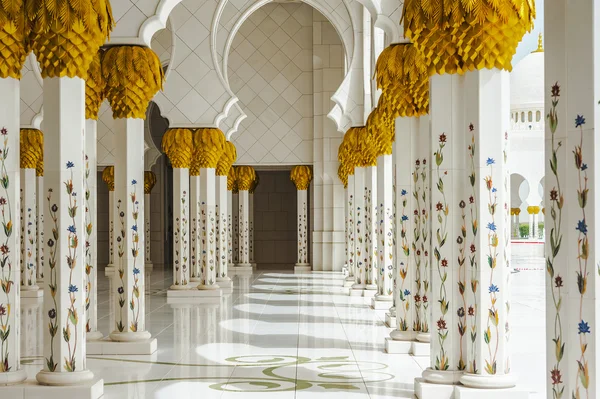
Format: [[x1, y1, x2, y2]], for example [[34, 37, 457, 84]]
[[375, 43, 429, 118], [217, 141, 237, 177], [28, 0, 114, 78], [367, 107, 394, 157], [144, 171, 157, 195], [102, 45, 163, 119], [291, 166, 312, 191], [338, 164, 348, 188], [527, 205, 541, 215], [162, 128, 193, 169], [86, 50, 105, 120], [342, 127, 361, 171], [227, 167, 237, 192], [235, 166, 256, 191], [19, 129, 43, 169], [403, 0, 535, 75], [36, 160, 44, 177], [354, 126, 377, 167], [0, 0, 29, 78], [249, 174, 260, 194], [192, 128, 226, 172], [102, 166, 115, 192]]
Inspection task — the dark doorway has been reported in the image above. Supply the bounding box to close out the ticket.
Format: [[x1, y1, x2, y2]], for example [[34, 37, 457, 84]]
[[253, 171, 299, 270]]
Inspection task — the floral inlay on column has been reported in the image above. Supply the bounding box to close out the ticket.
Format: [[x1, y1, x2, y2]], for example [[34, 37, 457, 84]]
[[483, 156, 500, 375], [467, 126, 479, 374], [546, 82, 565, 397], [291, 166, 312, 266], [573, 113, 590, 397], [0, 128, 15, 372], [84, 155, 92, 332], [129, 180, 141, 332], [412, 160, 426, 333], [398, 189, 410, 331], [433, 133, 449, 371]]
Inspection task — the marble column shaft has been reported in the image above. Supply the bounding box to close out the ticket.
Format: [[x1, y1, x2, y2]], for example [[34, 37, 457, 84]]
[[365, 165, 378, 290], [190, 173, 200, 282], [171, 169, 190, 289], [345, 173, 355, 283], [216, 175, 230, 283], [375, 153, 394, 302], [232, 192, 239, 265], [84, 119, 102, 341], [110, 118, 149, 342], [198, 168, 219, 289], [20, 167, 37, 291], [296, 189, 309, 265], [238, 190, 251, 266], [36, 173, 44, 284], [353, 167, 366, 289], [543, 1, 600, 397], [0, 77, 26, 384], [39, 77, 91, 383]]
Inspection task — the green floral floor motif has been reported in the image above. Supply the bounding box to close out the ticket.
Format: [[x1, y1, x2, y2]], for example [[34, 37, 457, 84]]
[[85, 355, 394, 392]]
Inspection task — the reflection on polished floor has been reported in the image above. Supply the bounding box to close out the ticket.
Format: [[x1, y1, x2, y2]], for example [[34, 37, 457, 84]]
[[19, 265, 545, 399]]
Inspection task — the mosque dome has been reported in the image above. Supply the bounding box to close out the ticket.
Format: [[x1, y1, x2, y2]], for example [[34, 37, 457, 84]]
[[510, 35, 544, 108]]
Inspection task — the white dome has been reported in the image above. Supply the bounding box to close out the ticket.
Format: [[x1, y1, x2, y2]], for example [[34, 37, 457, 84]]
[[510, 51, 544, 107]]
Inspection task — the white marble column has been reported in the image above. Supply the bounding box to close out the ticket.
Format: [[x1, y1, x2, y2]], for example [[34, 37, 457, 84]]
[[19, 149, 39, 294], [36, 167, 44, 285], [144, 171, 156, 270], [543, 2, 600, 397], [102, 166, 115, 334], [232, 191, 239, 266], [110, 118, 149, 342], [189, 170, 201, 282], [162, 129, 193, 291], [352, 166, 366, 292], [364, 165, 378, 292], [171, 168, 190, 289], [198, 167, 219, 290], [0, 76, 27, 385], [249, 190, 256, 268], [291, 166, 312, 271], [37, 76, 92, 385], [375, 153, 394, 303], [216, 174, 231, 287], [235, 166, 255, 271], [238, 189, 251, 268], [422, 74, 468, 387], [84, 119, 102, 341], [344, 172, 355, 287], [227, 184, 234, 270]]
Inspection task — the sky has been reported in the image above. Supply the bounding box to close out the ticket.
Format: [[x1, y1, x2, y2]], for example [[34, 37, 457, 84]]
[[513, 0, 544, 65]]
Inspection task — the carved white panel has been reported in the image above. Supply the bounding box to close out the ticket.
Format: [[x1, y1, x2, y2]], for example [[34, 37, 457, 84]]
[[230, 3, 316, 165]]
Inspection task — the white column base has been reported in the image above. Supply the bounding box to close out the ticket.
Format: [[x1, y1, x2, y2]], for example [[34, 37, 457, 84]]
[[20, 288, 43, 298], [168, 288, 223, 298], [4, 377, 103, 398], [365, 284, 377, 291], [108, 330, 152, 343], [385, 313, 396, 328], [363, 289, 376, 298], [235, 264, 253, 273], [390, 330, 416, 341], [343, 278, 355, 288], [86, 331, 104, 342], [384, 337, 412, 354], [414, 378, 455, 399], [422, 368, 463, 385], [216, 277, 233, 288], [459, 374, 517, 390], [190, 277, 202, 283], [294, 263, 311, 273], [411, 341, 430, 356], [36, 370, 94, 386], [197, 284, 221, 291], [169, 284, 192, 291], [371, 297, 392, 309], [87, 337, 157, 355], [416, 332, 431, 343], [0, 369, 27, 385], [251, 263, 257, 270], [454, 385, 528, 399], [349, 288, 365, 297]]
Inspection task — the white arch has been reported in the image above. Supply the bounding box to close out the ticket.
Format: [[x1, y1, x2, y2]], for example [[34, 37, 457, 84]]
[[139, 0, 184, 47]]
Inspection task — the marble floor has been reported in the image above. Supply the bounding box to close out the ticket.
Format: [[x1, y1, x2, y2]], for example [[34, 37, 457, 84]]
[[18, 258, 546, 398]]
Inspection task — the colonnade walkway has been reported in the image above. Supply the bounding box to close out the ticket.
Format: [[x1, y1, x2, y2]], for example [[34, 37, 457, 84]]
[[18, 264, 544, 398]]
